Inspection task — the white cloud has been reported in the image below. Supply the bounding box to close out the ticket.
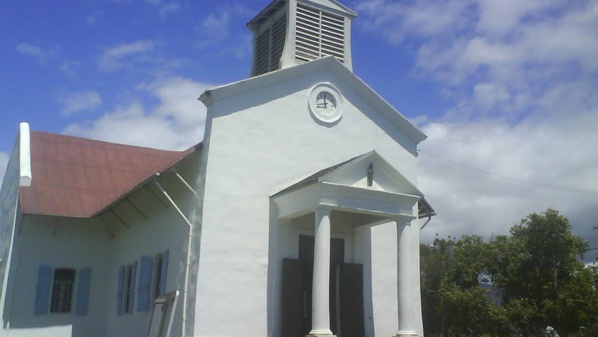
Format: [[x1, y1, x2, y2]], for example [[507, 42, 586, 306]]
[[355, 0, 598, 259], [86, 10, 104, 26], [476, 0, 568, 36], [196, 5, 251, 58], [472, 83, 510, 112], [200, 10, 232, 40], [355, 0, 475, 45], [418, 109, 598, 256], [58, 61, 79, 77], [16, 43, 58, 63], [159, 3, 180, 20], [138, 77, 207, 130], [100, 40, 156, 71], [60, 91, 102, 115], [0, 152, 8, 186], [63, 77, 211, 151], [111, 0, 180, 19]]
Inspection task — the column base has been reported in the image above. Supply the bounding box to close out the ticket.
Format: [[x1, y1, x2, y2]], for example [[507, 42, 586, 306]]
[[394, 331, 418, 337], [307, 329, 335, 337]]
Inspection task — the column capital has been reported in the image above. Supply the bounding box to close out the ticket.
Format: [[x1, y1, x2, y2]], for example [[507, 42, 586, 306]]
[[394, 217, 413, 226], [315, 204, 334, 216]]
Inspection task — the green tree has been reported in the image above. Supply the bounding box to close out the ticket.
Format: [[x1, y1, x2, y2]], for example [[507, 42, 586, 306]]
[[421, 209, 598, 336], [421, 237, 454, 336], [421, 236, 507, 336], [488, 209, 597, 335]]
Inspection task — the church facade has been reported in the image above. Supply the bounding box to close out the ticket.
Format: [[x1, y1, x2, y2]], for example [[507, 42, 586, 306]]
[[0, 1, 434, 337]]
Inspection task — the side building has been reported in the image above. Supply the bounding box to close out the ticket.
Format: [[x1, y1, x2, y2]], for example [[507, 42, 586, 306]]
[[0, 125, 199, 337]]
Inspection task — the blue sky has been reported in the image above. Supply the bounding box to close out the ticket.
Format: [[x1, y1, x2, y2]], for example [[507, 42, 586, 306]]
[[1, 0, 597, 259]]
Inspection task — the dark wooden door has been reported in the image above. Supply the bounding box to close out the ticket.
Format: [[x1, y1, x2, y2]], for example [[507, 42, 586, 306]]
[[339, 263, 365, 337], [281, 236, 365, 337], [281, 258, 305, 337]]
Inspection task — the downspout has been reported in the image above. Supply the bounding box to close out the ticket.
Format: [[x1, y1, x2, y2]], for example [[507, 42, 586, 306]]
[[419, 216, 432, 231], [153, 174, 193, 333]]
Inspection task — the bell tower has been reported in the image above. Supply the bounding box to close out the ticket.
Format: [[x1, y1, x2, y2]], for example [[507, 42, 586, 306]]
[[248, 0, 357, 77]]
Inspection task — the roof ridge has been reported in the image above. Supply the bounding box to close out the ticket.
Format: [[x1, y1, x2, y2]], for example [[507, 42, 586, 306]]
[[30, 130, 196, 154]]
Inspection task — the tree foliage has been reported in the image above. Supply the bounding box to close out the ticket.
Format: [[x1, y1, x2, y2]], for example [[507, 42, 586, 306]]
[[421, 209, 598, 337]]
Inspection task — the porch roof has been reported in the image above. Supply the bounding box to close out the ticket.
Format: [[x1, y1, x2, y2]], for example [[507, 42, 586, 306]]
[[19, 131, 199, 218], [272, 151, 436, 218]]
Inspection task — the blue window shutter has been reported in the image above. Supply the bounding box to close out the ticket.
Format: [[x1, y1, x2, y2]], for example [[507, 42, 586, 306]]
[[128, 261, 137, 312], [34, 264, 53, 315], [117, 265, 124, 315], [75, 268, 92, 316], [137, 256, 153, 312], [159, 250, 169, 295]]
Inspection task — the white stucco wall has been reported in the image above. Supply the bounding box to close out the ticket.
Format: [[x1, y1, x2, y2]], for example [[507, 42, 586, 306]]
[[102, 154, 200, 337], [5, 217, 111, 337], [0, 140, 21, 334], [369, 223, 399, 337], [192, 67, 419, 337], [103, 163, 196, 337]]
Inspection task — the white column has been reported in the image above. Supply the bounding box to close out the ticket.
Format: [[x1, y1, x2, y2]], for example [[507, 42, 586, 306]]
[[308, 206, 335, 337], [395, 220, 418, 337]]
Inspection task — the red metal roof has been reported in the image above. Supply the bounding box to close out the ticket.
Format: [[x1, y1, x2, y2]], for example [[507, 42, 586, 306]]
[[19, 131, 197, 218]]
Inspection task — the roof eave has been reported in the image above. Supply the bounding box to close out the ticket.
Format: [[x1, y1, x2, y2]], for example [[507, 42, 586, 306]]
[[90, 143, 201, 218], [247, 0, 287, 29]]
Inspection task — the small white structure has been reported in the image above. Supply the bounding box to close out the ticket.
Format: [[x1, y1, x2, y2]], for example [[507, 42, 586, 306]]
[[0, 1, 434, 337]]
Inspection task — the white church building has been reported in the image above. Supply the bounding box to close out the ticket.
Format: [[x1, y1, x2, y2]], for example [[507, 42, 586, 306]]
[[0, 1, 435, 337]]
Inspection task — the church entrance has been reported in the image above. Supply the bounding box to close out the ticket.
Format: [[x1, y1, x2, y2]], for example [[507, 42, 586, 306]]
[[281, 235, 365, 337]]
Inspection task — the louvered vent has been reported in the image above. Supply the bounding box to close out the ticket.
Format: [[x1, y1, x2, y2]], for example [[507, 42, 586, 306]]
[[295, 3, 345, 63], [253, 15, 288, 76]]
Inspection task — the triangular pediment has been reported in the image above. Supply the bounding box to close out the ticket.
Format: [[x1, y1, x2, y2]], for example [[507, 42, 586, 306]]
[[200, 57, 427, 145], [274, 151, 422, 197], [319, 151, 420, 195]]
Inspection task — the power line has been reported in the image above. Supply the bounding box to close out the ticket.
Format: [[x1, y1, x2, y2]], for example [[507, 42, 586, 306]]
[[418, 150, 598, 195]]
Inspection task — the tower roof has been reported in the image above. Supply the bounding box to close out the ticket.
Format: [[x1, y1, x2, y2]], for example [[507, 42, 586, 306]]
[[248, 0, 356, 28]]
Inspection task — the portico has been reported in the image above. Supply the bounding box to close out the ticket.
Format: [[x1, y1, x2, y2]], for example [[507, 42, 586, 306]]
[[271, 151, 434, 337]]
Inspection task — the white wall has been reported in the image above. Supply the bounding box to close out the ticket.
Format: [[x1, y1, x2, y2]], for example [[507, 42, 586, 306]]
[[370, 223, 399, 337], [0, 140, 21, 334], [5, 217, 111, 337], [193, 67, 418, 337], [103, 154, 199, 337]]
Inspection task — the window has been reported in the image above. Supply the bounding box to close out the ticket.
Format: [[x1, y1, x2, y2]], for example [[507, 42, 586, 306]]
[[154, 253, 164, 298], [117, 262, 137, 315], [118, 251, 169, 314], [155, 250, 169, 298], [137, 250, 169, 312], [34, 265, 91, 316], [50, 268, 76, 313], [123, 265, 134, 313]]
